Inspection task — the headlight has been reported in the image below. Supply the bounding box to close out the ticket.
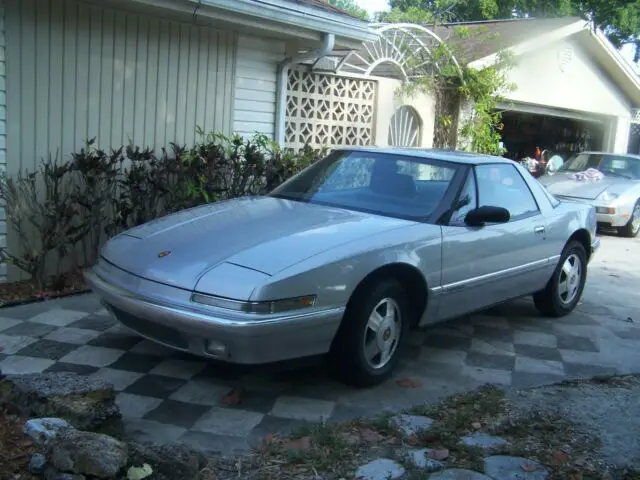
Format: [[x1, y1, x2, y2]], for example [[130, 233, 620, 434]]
[[598, 191, 619, 203], [191, 293, 317, 314]]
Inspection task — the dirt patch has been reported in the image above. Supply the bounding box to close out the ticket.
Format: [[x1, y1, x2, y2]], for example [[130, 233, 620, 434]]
[[0, 269, 88, 308], [203, 380, 640, 480], [0, 407, 38, 480]]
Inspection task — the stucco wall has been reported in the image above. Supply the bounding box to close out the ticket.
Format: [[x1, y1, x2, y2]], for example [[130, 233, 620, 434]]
[[503, 36, 631, 117], [374, 77, 436, 148]]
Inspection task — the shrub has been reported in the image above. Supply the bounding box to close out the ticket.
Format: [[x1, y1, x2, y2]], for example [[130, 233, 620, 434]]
[[0, 153, 89, 290], [0, 132, 326, 288]]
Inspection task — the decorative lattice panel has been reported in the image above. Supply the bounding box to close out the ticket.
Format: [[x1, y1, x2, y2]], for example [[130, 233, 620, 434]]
[[632, 109, 640, 124], [285, 70, 376, 150]]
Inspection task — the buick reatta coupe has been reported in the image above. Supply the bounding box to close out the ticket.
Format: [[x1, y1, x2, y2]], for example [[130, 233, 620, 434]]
[[85, 148, 600, 387], [539, 152, 640, 237]]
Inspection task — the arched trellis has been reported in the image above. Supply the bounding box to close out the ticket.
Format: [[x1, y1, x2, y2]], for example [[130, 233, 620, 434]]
[[339, 23, 465, 83]]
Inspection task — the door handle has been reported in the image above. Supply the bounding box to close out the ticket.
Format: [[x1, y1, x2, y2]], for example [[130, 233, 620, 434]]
[[534, 226, 545, 236]]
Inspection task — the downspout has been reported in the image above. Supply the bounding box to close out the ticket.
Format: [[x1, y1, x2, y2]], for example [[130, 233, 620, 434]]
[[275, 33, 335, 146]]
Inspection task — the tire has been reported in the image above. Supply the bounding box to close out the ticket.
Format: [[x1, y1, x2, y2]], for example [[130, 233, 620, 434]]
[[619, 201, 640, 238], [329, 279, 410, 388], [533, 241, 587, 317]]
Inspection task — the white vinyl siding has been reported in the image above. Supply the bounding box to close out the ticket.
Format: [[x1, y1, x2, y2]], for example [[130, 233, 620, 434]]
[[0, 0, 6, 281], [5, 0, 237, 174], [233, 35, 285, 138]]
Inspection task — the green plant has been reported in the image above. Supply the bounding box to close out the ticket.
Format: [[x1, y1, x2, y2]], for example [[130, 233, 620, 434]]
[[0, 154, 88, 290], [71, 139, 124, 265], [0, 132, 325, 287], [399, 27, 516, 155]]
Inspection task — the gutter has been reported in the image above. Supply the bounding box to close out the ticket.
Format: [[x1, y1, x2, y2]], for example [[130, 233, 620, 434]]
[[194, 0, 377, 43], [275, 33, 336, 145]]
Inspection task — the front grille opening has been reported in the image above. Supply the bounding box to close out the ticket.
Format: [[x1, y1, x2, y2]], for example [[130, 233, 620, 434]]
[[106, 304, 189, 350]]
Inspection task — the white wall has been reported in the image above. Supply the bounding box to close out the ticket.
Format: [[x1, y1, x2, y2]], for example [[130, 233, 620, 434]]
[[233, 35, 285, 138], [611, 116, 631, 153], [503, 36, 631, 117], [374, 77, 435, 148]]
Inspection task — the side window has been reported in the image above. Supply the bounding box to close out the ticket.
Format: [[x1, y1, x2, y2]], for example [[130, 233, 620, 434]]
[[449, 171, 477, 226], [475, 164, 539, 220]]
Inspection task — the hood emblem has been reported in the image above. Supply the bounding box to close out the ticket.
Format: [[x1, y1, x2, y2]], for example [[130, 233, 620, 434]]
[[158, 251, 171, 258]]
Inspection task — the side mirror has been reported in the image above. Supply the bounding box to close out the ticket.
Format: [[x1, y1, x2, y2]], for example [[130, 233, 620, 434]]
[[465, 206, 510, 227]]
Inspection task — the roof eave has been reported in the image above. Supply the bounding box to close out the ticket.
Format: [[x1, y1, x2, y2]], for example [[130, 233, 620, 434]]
[[199, 0, 378, 43], [467, 19, 587, 69], [468, 19, 640, 109], [590, 29, 640, 106]]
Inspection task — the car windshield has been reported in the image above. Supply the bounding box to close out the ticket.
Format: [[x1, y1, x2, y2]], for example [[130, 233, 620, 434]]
[[270, 150, 459, 220], [558, 153, 640, 180]]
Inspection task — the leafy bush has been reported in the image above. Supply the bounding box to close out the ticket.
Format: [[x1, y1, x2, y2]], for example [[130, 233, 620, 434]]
[[0, 132, 326, 287], [0, 154, 89, 289]]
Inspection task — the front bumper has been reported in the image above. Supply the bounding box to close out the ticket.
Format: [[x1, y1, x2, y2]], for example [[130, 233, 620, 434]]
[[84, 266, 344, 365], [595, 211, 630, 228], [555, 195, 632, 228]]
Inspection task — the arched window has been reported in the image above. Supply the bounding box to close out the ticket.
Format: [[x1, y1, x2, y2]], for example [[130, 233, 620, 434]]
[[388, 106, 421, 147]]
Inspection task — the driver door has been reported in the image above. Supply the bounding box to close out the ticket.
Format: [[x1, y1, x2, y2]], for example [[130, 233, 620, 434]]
[[437, 164, 550, 320]]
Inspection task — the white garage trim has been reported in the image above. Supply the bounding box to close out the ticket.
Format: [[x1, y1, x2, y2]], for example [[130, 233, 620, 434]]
[[497, 101, 606, 124]]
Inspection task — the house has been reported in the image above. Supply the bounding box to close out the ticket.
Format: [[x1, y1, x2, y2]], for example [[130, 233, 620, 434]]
[[2, 2, 640, 283], [286, 17, 640, 158], [437, 17, 640, 159], [0, 0, 379, 282]]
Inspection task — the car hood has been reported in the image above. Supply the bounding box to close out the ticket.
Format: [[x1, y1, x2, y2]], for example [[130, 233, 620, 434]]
[[101, 196, 409, 290], [539, 173, 634, 200]]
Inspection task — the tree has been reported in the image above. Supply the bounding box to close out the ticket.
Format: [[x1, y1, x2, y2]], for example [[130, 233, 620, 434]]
[[327, 0, 370, 20], [383, 0, 639, 61]]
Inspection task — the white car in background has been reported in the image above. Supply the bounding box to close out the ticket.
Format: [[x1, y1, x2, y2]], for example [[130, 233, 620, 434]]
[[539, 152, 640, 237]]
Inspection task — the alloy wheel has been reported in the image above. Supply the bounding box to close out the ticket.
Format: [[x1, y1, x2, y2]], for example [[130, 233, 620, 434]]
[[362, 297, 401, 370], [558, 253, 582, 305]]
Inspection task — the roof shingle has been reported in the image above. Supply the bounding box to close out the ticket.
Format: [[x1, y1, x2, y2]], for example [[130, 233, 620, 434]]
[[432, 17, 585, 63]]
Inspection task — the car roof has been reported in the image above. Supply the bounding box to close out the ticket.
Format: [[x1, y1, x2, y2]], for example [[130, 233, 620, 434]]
[[339, 147, 513, 165]]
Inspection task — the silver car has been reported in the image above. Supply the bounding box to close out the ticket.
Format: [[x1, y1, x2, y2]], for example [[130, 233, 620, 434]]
[[85, 148, 599, 387], [539, 152, 640, 237]]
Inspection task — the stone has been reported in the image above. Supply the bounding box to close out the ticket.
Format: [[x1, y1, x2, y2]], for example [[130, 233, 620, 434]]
[[355, 458, 406, 480], [24, 418, 72, 448], [29, 453, 47, 474], [390, 414, 434, 437], [0, 373, 122, 435], [127, 442, 206, 480], [460, 432, 510, 450], [484, 455, 550, 480], [429, 468, 493, 479], [43, 466, 86, 480], [406, 448, 445, 471], [48, 429, 128, 478]]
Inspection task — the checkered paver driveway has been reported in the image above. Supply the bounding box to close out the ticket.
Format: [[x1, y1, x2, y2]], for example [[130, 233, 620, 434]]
[[1, 236, 639, 454]]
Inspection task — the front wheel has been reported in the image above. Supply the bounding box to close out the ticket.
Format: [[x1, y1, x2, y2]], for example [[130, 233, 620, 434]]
[[329, 279, 410, 388], [619, 201, 640, 238], [533, 241, 587, 317]]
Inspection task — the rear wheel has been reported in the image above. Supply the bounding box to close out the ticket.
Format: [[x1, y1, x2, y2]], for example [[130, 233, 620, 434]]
[[619, 201, 640, 238], [533, 241, 587, 317], [329, 279, 410, 387]]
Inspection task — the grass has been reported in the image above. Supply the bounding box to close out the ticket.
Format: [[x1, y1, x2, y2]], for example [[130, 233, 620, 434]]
[[202, 380, 640, 480]]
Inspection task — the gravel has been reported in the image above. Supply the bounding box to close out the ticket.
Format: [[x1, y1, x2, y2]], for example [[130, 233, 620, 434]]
[[507, 376, 640, 470]]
